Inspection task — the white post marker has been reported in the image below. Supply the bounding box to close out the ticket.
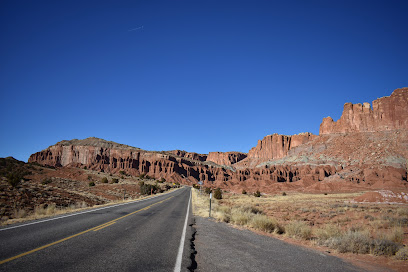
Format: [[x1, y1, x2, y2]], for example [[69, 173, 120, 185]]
[[209, 192, 212, 217]]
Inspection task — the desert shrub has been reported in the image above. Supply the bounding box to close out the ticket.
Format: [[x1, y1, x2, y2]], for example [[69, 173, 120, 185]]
[[242, 189, 247, 194], [213, 188, 222, 199], [285, 221, 312, 240], [315, 224, 342, 243], [371, 239, 401, 256], [378, 227, 404, 244], [119, 170, 126, 175], [240, 205, 262, 215], [395, 247, 408, 260], [282, 192, 287, 196], [326, 231, 372, 254], [87, 175, 92, 180], [250, 214, 280, 233], [230, 208, 251, 226], [89, 181, 95, 187], [13, 209, 27, 219], [139, 181, 144, 187], [112, 178, 119, 183], [101, 177, 108, 183], [6, 172, 23, 187], [140, 183, 159, 195], [215, 206, 232, 223], [42, 178, 52, 185], [84, 166, 87, 170], [139, 173, 145, 179], [397, 208, 408, 217], [204, 187, 212, 194], [254, 190, 261, 197]]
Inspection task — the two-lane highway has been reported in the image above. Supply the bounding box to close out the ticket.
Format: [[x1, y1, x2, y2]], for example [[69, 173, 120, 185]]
[[0, 187, 192, 272]]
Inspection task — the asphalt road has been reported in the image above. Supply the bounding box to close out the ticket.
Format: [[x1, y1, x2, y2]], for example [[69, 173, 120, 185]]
[[194, 217, 367, 272], [0, 187, 193, 272]]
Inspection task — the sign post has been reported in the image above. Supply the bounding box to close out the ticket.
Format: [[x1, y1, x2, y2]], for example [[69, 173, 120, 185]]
[[209, 192, 212, 218]]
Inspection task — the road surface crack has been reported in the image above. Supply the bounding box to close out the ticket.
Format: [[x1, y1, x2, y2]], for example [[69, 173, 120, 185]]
[[187, 219, 197, 271]]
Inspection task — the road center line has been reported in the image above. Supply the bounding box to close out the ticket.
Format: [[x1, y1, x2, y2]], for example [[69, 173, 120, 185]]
[[174, 189, 191, 272], [0, 195, 174, 265]]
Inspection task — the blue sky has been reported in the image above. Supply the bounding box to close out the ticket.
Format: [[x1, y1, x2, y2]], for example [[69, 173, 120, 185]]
[[1, 0, 407, 161]]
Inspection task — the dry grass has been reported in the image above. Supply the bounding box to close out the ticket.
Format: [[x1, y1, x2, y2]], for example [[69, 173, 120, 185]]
[[2, 187, 179, 226], [285, 221, 312, 240]]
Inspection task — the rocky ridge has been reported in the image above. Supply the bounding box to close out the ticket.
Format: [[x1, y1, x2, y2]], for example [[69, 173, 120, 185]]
[[28, 88, 408, 193]]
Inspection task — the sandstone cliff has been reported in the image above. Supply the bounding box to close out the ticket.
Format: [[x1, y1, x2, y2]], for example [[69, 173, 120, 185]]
[[320, 87, 408, 135], [206, 152, 247, 165], [166, 150, 207, 161], [247, 133, 317, 160]]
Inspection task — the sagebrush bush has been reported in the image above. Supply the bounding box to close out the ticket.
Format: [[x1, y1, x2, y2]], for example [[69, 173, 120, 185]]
[[315, 224, 342, 243], [101, 177, 108, 183], [326, 231, 372, 254], [89, 181, 95, 187], [285, 221, 312, 240], [250, 214, 280, 233], [371, 239, 401, 256], [395, 247, 408, 260], [230, 208, 251, 225], [112, 178, 119, 183]]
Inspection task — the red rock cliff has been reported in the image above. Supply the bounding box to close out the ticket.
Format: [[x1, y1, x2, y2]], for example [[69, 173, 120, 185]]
[[247, 133, 317, 159], [206, 152, 247, 165], [320, 88, 408, 135]]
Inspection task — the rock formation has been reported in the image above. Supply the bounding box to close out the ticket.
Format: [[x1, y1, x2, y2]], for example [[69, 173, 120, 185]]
[[247, 133, 317, 159], [166, 150, 207, 161], [320, 87, 408, 135], [206, 152, 247, 165], [28, 88, 408, 193]]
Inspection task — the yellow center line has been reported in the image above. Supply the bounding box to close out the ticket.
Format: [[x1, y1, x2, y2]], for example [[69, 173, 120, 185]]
[[93, 221, 116, 231], [0, 195, 174, 265]]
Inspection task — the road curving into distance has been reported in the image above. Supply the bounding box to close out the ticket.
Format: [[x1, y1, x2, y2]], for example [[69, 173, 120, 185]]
[[0, 187, 193, 272]]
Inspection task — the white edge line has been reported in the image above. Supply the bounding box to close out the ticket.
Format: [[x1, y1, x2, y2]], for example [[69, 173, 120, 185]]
[[174, 188, 191, 272], [0, 188, 180, 232]]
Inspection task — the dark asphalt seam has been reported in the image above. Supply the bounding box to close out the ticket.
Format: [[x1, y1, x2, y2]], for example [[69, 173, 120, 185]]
[[187, 218, 197, 272]]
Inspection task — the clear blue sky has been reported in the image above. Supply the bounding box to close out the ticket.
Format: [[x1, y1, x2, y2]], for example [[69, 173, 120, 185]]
[[1, 0, 407, 162]]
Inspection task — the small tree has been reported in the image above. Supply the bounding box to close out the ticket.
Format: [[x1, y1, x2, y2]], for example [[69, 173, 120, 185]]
[[254, 190, 261, 197], [101, 177, 108, 183], [213, 188, 222, 199], [282, 192, 287, 196]]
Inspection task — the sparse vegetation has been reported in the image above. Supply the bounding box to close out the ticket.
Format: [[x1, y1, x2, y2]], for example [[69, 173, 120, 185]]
[[213, 188, 222, 199], [89, 181, 95, 187], [101, 177, 108, 183], [254, 190, 261, 197], [112, 178, 119, 183], [242, 189, 247, 195], [285, 221, 312, 240], [42, 178, 52, 185]]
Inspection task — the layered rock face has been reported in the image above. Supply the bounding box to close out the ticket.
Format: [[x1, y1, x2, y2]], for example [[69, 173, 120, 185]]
[[206, 152, 247, 165], [166, 150, 207, 161], [320, 88, 408, 135], [247, 133, 317, 160]]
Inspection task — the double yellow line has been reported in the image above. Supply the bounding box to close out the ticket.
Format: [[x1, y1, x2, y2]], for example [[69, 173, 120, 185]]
[[0, 196, 174, 265]]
